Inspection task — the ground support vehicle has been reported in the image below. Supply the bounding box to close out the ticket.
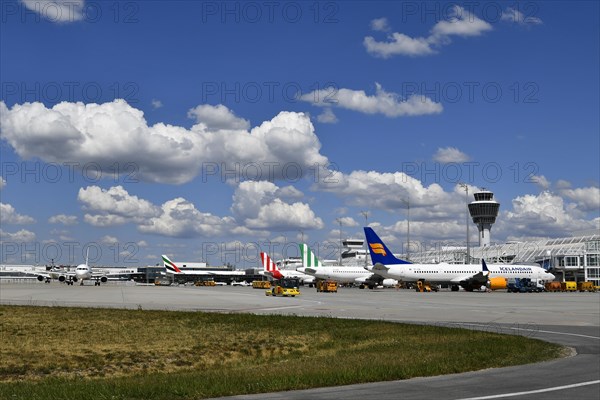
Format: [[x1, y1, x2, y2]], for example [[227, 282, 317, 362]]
[[545, 281, 562, 292], [415, 280, 438, 292], [266, 278, 300, 297], [507, 278, 545, 293], [561, 281, 577, 292], [316, 280, 338, 293], [252, 280, 271, 289], [577, 281, 596, 292]]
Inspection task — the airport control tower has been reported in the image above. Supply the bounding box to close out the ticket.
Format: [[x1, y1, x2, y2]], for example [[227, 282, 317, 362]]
[[468, 190, 500, 247]]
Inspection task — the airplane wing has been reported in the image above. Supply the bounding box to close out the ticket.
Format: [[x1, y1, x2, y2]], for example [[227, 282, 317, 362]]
[[355, 273, 382, 285], [371, 263, 389, 273], [21, 269, 74, 282], [451, 271, 489, 291]]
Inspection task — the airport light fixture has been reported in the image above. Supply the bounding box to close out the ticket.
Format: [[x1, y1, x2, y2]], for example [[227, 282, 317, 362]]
[[361, 210, 369, 267], [335, 218, 343, 264], [459, 183, 470, 263], [400, 198, 410, 261]]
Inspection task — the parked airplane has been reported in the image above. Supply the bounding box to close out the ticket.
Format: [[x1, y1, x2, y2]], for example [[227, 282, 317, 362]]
[[298, 243, 397, 289], [260, 252, 315, 285], [162, 255, 245, 277], [364, 227, 555, 291], [36, 251, 124, 286]]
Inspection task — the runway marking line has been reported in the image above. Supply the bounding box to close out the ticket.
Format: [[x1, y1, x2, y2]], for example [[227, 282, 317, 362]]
[[459, 323, 600, 340], [457, 380, 600, 399]]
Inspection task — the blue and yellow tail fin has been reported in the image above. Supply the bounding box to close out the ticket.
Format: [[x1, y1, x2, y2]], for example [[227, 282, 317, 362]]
[[363, 227, 411, 265]]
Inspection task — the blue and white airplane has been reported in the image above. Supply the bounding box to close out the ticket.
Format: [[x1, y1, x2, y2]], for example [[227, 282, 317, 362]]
[[364, 227, 555, 291]]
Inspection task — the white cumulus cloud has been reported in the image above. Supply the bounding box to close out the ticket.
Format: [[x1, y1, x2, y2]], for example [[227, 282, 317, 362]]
[[364, 6, 492, 58], [315, 170, 460, 220], [78, 186, 160, 224], [316, 108, 338, 124], [0, 100, 329, 184], [139, 198, 235, 238], [370, 17, 391, 32], [187, 104, 250, 131], [364, 33, 436, 58], [48, 214, 78, 225], [0, 228, 36, 242], [498, 191, 597, 239], [559, 186, 600, 212], [433, 147, 470, 163], [231, 181, 323, 231], [0, 203, 36, 224], [501, 7, 543, 26], [301, 83, 442, 117]]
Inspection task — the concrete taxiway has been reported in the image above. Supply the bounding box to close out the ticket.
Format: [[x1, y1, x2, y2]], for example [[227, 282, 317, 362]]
[[1, 283, 599, 399]]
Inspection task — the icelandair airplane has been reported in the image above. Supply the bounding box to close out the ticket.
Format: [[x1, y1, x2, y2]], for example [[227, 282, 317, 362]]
[[260, 252, 315, 285], [364, 227, 555, 291], [298, 243, 397, 288]]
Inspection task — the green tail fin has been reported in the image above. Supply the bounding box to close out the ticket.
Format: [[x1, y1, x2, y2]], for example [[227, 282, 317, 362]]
[[299, 243, 323, 268]]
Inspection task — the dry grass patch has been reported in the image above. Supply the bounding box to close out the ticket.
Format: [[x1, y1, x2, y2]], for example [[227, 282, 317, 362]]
[[0, 305, 564, 400]]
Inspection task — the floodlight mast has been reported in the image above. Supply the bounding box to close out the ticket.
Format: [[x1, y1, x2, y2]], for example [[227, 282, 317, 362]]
[[459, 183, 469, 263]]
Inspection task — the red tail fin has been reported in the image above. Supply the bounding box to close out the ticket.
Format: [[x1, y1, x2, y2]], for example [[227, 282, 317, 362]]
[[260, 252, 283, 279]]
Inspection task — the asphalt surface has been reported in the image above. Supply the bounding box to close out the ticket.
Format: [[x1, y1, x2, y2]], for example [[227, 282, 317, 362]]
[[1, 282, 599, 399]]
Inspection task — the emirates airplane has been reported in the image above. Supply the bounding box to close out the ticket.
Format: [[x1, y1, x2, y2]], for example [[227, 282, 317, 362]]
[[364, 227, 555, 291]]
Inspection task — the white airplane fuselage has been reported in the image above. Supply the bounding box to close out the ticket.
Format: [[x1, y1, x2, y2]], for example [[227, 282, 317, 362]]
[[373, 262, 554, 284], [304, 266, 373, 284], [75, 264, 93, 281]]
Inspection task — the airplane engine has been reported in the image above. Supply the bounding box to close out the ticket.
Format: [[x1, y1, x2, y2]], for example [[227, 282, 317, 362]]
[[37, 275, 45, 282], [58, 275, 66, 282], [488, 277, 507, 290], [100, 276, 108, 283], [382, 279, 398, 287]]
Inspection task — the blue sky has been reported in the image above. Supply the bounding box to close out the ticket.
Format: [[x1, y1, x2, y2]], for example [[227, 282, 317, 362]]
[[1, 0, 598, 267]]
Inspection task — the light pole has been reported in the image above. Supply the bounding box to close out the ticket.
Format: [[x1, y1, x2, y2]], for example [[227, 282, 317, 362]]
[[401, 198, 410, 261], [335, 218, 343, 264], [361, 211, 369, 267], [459, 183, 470, 264]]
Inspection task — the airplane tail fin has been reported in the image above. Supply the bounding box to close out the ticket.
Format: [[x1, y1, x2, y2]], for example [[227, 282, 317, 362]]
[[162, 255, 182, 273], [481, 259, 489, 274], [364, 227, 411, 265], [299, 243, 323, 268], [260, 252, 283, 279]]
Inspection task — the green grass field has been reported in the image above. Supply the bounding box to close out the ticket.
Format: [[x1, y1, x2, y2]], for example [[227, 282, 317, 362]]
[[0, 305, 564, 400]]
